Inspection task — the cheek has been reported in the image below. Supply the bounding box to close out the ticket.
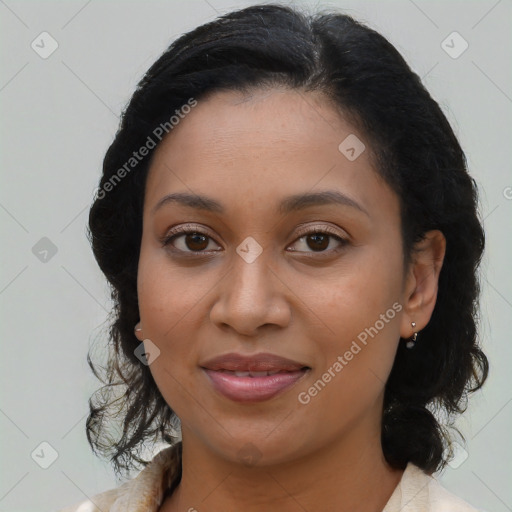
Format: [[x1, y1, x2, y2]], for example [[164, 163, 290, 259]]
[[303, 247, 404, 404], [136, 250, 204, 384], [321, 246, 403, 338], [136, 243, 231, 404], [137, 245, 207, 337]]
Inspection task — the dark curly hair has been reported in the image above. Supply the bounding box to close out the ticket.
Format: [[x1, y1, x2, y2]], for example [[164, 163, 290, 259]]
[[86, 3, 489, 477]]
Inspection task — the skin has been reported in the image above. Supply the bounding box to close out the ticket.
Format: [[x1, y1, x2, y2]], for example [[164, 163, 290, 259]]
[[134, 87, 446, 512]]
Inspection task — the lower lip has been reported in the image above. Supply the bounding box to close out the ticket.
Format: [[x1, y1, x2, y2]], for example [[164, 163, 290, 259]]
[[202, 368, 309, 403]]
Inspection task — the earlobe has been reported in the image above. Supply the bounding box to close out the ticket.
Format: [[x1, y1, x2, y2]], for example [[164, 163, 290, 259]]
[[400, 230, 446, 338], [134, 322, 144, 340]]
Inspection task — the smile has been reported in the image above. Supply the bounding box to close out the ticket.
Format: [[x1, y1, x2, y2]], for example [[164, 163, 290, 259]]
[[202, 368, 309, 403], [200, 352, 311, 403]]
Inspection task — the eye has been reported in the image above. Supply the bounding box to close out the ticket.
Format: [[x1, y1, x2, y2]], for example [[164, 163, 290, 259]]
[[161, 224, 221, 254], [287, 225, 349, 254], [161, 224, 349, 256]]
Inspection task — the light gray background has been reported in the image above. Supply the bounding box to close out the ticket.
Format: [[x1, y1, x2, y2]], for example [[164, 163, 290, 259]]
[[0, 1, 511, 511]]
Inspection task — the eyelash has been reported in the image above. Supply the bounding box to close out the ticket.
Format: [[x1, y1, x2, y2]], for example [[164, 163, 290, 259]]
[[160, 223, 349, 257]]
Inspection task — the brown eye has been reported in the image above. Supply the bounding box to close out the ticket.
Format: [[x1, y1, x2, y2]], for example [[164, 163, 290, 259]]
[[161, 226, 221, 254], [288, 226, 348, 254], [305, 233, 330, 251], [183, 232, 209, 251]]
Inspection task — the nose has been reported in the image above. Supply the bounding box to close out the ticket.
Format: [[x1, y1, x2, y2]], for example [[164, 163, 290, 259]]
[[209, 250, 291, 337]]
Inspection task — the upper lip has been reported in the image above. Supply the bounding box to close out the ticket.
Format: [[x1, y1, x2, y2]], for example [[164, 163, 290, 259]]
[[200, 352, 309, 372]]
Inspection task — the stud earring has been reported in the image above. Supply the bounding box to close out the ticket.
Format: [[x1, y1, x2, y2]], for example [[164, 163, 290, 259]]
[[406, 322, 418, 349]]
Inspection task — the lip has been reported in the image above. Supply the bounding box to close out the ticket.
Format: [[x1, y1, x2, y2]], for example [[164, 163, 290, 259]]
[[200, 352, 310, 403], [201, 352, 308, 372]]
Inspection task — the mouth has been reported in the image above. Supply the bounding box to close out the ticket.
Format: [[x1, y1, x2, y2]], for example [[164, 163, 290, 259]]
[[213, 369, 295, 377], [200, 352, 311, 403]]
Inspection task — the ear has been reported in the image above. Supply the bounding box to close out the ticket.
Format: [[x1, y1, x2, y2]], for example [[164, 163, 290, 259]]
[[400, 230, 446, 339]]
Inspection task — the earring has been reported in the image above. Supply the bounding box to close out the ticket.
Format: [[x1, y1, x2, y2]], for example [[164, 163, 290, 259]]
[[406, 322, 418, 349]]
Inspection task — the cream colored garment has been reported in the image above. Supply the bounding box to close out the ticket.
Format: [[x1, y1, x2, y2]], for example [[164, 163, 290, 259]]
[[57, 442, 479, 512]]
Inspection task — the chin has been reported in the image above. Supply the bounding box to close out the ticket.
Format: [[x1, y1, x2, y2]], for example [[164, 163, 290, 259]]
[[191, 425, 313, 468]]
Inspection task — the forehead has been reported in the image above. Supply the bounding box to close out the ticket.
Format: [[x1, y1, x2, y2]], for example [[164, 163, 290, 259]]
[[144, 88, 398, 222], [151, 87, 353, 161]]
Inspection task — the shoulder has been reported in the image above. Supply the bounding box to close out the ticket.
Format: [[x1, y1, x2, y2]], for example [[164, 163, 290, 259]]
[[56, 443, 182, 512], [384, 463, 480, 512], [425, 471, 480, 512]]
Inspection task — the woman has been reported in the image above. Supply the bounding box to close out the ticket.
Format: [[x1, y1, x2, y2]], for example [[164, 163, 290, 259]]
[[59, 3, 488, 511]]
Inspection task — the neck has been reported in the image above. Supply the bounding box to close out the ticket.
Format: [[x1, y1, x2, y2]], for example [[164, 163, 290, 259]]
[[160, 424, 404, 512]]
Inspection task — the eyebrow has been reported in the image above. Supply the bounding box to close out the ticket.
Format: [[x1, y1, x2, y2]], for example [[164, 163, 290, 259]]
[[151, 190, 369, 217]]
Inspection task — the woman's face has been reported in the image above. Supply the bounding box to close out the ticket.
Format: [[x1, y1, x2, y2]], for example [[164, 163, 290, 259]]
[[137, 87, 414, 465]]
